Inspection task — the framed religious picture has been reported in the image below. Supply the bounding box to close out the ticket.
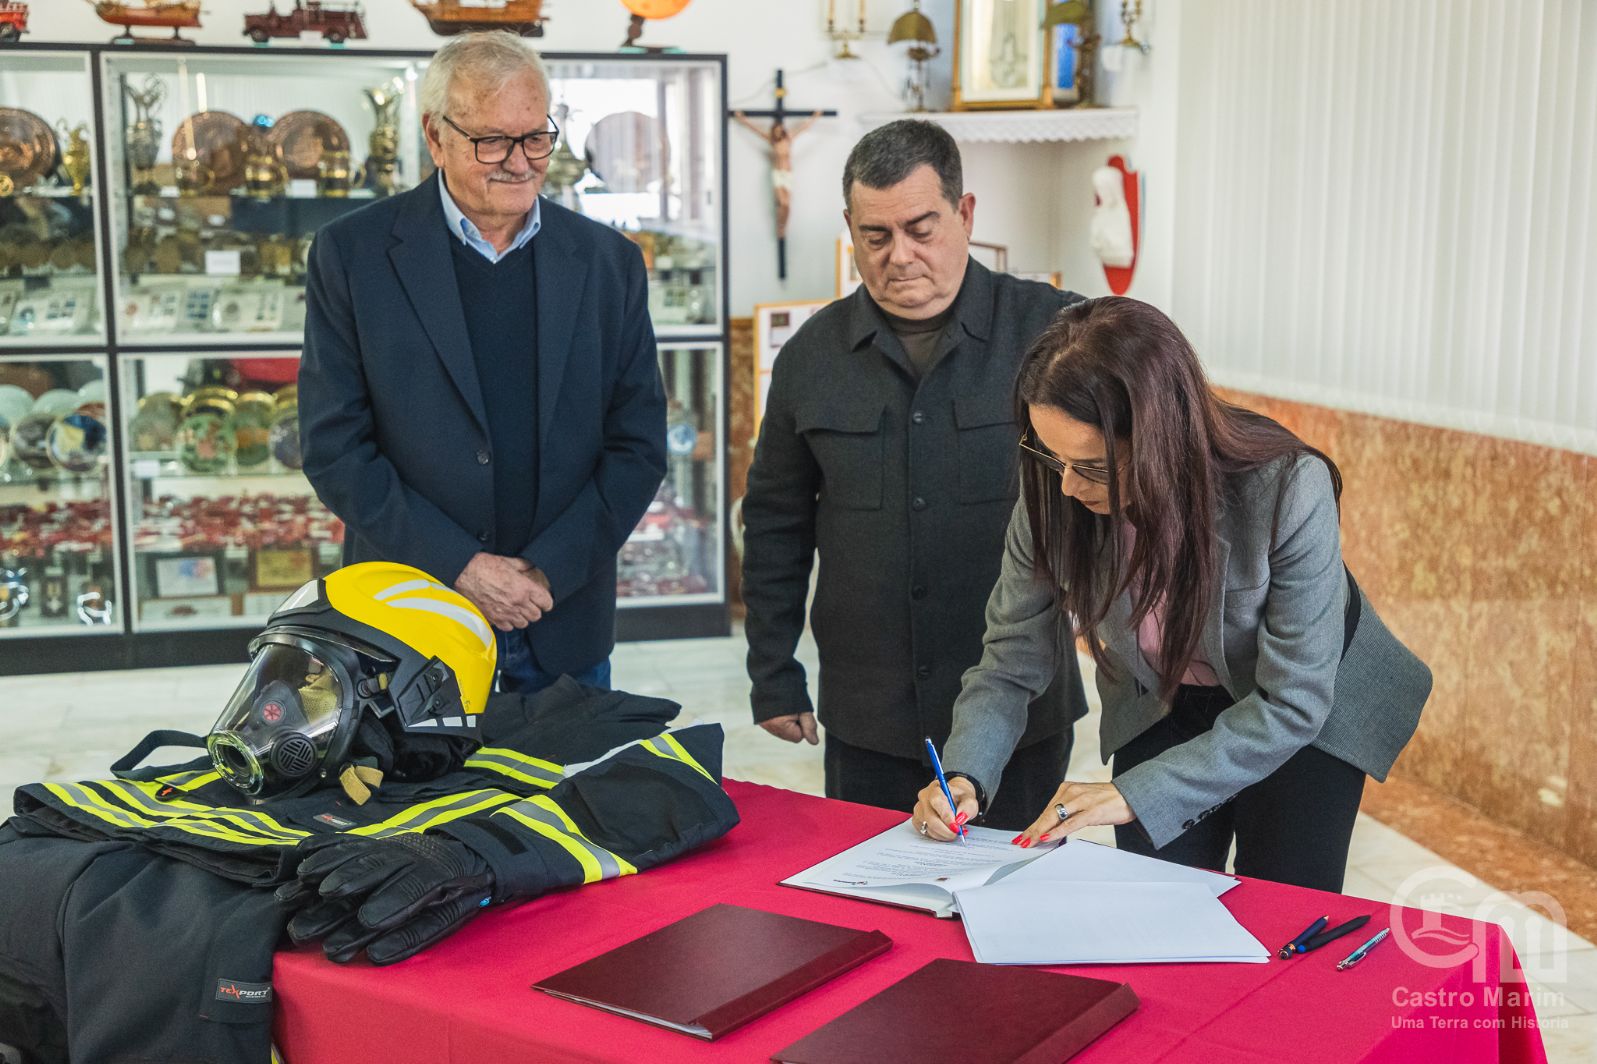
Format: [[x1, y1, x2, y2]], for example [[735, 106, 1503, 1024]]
[[752, 299, 829, 433], [835, 231, 863, 299], [953, 0, 1050, 110], [969, 240, 1010, 273]]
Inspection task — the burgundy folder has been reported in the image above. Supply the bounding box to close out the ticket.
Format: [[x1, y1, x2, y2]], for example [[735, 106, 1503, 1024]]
[[532, 903, 891, 1040], [771, 958, 1139, 1064]]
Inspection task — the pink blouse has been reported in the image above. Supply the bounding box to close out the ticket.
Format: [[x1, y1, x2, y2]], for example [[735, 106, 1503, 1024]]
[[1121, 523, 1222, 688]]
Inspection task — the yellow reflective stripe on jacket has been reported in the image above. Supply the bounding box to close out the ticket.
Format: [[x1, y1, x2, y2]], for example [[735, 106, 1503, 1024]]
[[152, 768, 222, 792], [464, 747, 563, 789], [495, 795, 638, 884], [95, 779, 310, 842], [44, 782, 296, 848], [345, 788, 520, 837], [640, 734, 716, 784]]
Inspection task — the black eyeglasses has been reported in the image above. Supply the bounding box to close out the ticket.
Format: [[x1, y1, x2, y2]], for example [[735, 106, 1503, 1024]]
[[440, 114, 560, 163], [1017, 434, 1114, 485]]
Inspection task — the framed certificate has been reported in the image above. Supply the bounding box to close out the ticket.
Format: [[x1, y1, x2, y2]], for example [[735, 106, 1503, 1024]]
[[254, 547, 314, 589], [153, 554, 220, 598]]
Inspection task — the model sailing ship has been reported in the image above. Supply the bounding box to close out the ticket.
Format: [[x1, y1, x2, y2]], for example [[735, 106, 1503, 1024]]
[[407, 0, 545, 37], [88, 0, 203, 43]]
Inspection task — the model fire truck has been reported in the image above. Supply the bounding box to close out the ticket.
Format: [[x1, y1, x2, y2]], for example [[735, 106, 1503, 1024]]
[[243, 1, 367, 44]]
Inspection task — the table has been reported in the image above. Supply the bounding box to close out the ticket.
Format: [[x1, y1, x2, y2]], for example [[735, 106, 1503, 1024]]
[[273, 780, 1550, 1063]]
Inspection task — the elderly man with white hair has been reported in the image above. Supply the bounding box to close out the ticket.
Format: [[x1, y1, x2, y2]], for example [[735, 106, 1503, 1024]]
[[299, 31, 667, 694]]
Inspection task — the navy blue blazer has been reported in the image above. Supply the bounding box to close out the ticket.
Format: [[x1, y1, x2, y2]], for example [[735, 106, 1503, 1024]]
[[299, 173, 668, 674]]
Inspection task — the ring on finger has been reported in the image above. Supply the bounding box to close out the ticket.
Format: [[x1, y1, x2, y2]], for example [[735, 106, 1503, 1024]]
[[1055, 803, 1072, 822], [917, 820, 929, 836]]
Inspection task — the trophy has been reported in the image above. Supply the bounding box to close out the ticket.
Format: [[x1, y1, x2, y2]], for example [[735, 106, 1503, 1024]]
[[317, 149, 353, 198], [122, 75, 166, 195], [57, 121, 93, 195], [243, 133, 287, 199], [359, 77, 404, 197]]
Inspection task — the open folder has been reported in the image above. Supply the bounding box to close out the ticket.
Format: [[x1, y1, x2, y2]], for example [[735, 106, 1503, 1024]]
[[532, 904, 890, 1040], [779, 820, 1056, 918]]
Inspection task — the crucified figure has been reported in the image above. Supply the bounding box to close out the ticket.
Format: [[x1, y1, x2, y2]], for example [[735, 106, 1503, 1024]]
[[732, 109, 824, 241]]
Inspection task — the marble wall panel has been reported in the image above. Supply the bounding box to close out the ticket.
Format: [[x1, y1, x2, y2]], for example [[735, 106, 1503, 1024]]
[[1218, 391, 1593, 869], [1566, 455, 1597, 866]]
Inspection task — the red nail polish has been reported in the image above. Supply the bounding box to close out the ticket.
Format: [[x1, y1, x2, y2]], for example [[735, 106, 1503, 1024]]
[[1039, 833, 1051, 842], [1020, 838, 1032, 848], [1011, 834, 1023, 844], [954, 812, 969, 826]]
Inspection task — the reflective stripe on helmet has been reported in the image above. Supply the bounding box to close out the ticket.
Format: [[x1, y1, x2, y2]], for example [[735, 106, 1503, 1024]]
[[494, 795, 638, 884], [464, 748, 563, 789]]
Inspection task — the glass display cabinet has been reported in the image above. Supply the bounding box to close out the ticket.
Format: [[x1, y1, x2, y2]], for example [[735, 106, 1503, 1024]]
[[545, 57, 723, 337], [0, 51, 105, 347], [118, 351, 343, 631], [0, 43, 728, 670], [100, 51, 428, 346], [619, 342, 722, 607], [0, 356, 120, 637]]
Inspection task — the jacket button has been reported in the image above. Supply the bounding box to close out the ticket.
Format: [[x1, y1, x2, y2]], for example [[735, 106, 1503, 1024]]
[[916, 665, 931, 680], [477, 531, 490, 543], [1182, 819, 1196, 830], [911, 411, 926, 425], [911, 496, 927, 511], [476, 449, 490, 465], [911, 584, 926, 600]]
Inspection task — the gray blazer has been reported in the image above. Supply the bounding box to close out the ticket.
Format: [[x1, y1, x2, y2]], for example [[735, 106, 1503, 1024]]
[[943, 455, 1432, 848]]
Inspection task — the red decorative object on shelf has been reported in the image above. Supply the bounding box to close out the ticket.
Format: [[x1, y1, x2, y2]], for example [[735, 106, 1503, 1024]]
[[0, 2, 29, 44], [243, 1, 367, 45]]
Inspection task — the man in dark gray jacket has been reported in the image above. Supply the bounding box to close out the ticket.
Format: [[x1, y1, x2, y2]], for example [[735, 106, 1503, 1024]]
[[741, 120, 1089, 829]]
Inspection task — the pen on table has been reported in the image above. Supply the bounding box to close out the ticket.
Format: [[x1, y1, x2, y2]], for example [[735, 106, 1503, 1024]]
[[1300, 914, 1371, 954], [1336, 927, 1390, 971], [922, 736, 967, 845], [1277, 915, 1328, 959]]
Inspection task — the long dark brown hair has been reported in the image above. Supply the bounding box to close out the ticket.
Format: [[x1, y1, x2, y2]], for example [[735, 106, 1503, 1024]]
[[1015, 297, 1342, 700]]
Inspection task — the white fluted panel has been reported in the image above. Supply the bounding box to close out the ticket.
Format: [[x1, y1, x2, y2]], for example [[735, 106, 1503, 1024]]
[[1169, 0, 1597, 456]]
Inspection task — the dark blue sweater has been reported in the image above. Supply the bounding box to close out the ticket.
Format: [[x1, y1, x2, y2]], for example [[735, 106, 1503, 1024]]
[[450, 236, 538, 554]]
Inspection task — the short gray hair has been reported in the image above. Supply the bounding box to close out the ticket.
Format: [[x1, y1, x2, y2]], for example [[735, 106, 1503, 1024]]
[[842, 119, 963, 209], [419, 31, 550, 118]]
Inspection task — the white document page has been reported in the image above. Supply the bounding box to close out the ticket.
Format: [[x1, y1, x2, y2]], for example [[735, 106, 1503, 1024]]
[[780, 820, 1055, 917], [1004, 838, 1240, 897], [954, 880, 1270, 965]]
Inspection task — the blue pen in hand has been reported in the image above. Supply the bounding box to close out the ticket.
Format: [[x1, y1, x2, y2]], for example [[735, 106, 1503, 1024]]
[[923, 737, 967, 845]]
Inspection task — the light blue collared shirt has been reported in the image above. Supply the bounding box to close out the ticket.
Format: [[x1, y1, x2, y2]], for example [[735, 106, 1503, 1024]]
[[438, 172, 541, 263]]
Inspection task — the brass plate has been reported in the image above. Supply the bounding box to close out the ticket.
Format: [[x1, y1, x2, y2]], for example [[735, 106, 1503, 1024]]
[[269, 111, 351, 181], [0, 108, 58, 193], [171, 111, 250, 194]]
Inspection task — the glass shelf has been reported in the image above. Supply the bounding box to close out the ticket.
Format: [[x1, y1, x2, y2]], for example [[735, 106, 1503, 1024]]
[[0, 355, 119, 636], [0, 51, 106, 348], [119, 351, 344, 631], [102, 51, 429, 346]]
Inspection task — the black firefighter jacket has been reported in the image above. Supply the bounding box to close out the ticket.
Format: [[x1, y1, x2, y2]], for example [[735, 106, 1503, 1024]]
[[742, 260, 1091, 758], [0, 680, 739, 1064]]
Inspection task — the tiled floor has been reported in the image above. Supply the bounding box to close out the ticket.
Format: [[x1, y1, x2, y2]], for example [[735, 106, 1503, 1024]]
[[2, 630, 1593, 1060]]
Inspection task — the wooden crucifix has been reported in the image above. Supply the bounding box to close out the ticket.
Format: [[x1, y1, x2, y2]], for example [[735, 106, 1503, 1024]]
[[731, 69, 836, 280]]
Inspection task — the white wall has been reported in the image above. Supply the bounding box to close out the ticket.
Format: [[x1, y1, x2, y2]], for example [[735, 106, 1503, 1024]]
[[20, 0, 1127, 313], [1156, 0, 1596, 456]]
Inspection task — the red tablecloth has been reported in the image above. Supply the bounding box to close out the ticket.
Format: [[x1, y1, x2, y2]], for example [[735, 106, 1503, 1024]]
[[273, 780, 1550, 1063]]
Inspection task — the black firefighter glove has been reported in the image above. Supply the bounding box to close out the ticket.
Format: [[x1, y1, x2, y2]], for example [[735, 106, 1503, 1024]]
[[276, 832, 495, 966]]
